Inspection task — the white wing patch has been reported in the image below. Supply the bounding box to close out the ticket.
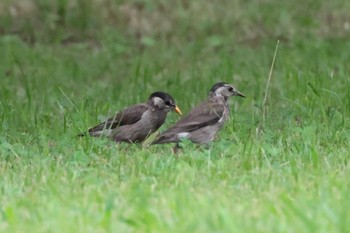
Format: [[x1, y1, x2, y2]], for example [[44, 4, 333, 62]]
[[218, 107, 228, 123], [218, 116, 225, 123], [177, 132, 189, 139]]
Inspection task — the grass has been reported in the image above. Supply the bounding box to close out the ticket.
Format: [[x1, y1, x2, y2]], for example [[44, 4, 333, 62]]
[[1, 0, 350, 232]]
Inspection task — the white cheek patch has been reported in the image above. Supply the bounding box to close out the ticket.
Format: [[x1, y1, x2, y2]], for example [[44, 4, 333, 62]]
[[177, 132, 189, 138], [152, 97, 164, 107], [215, 86, 227, 96]]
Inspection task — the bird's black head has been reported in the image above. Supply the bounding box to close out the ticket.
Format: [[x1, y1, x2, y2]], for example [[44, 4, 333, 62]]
[[210, 82, 230, 92], [149, 92, 182, 115], [209, 82, 246, 98]]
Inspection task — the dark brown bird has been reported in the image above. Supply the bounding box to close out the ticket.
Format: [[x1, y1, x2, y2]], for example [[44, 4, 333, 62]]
[[151, 82, 245, 147], [79, 92, 182, 143]]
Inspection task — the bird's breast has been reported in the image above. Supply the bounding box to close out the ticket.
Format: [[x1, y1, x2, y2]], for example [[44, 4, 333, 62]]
[[218, 103, 229, 124]]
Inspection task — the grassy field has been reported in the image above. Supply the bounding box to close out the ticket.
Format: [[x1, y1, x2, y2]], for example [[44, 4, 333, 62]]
[[1, 0, 350, 232]]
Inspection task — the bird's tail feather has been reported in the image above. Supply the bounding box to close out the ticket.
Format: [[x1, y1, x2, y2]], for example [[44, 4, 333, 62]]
[[151, 134, 177, 145]]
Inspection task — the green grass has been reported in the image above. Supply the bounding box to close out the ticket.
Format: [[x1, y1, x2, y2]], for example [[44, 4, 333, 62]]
[[1, 0, 350, 232]]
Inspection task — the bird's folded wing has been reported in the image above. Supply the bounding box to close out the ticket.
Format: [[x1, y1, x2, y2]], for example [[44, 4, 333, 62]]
[[88, 104, 149, 133], [165, 102, 225, 133]]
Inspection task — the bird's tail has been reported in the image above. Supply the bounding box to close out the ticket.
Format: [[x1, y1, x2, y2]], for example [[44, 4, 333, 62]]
[[151, 134, 175, 145]]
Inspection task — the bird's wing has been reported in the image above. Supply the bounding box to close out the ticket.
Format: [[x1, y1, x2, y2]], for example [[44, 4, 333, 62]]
[[165, 101, 225, 133], [88, 104, 149, 133]]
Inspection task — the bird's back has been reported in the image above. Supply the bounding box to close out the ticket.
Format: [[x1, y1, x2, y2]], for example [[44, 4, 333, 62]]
[[113, 105, 168, 143], [152, 97, 228, 144]]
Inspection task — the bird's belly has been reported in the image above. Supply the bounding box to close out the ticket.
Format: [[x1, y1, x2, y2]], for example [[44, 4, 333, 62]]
[[113, 120, 155, 142], [188, 125, 221, 144], [113, 110, 166, 143]]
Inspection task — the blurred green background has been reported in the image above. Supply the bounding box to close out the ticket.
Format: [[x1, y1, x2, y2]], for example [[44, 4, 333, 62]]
[[1, 0, 350, 43], [1, 1, 350, 233]]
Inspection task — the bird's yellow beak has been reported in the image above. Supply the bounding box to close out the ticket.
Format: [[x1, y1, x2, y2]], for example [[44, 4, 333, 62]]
[[174, 105, 182, 116]]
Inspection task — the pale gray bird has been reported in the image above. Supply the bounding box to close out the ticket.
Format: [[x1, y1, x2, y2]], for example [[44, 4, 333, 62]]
[[78, 92, 182, 143], [151, 82, 245, 147]]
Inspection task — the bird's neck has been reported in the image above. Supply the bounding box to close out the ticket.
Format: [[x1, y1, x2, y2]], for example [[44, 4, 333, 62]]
[[208, 93, 228, 102]]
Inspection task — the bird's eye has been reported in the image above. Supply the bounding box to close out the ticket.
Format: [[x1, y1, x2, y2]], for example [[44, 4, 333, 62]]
[[165, 100, 171, 105], [228, 87, 234, 92]]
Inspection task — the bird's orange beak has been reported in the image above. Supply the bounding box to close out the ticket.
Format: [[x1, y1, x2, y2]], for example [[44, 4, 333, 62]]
[[174, 105, 182, 116]]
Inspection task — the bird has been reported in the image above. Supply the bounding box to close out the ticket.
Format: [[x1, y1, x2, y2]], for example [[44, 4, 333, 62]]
[[151, 82, 245, 148], [78, 92, 182, 143]]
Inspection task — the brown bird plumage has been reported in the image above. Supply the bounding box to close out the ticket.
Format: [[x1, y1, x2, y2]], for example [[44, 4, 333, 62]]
[[78, 92, 182, 143], [151, 82, 245, 146]]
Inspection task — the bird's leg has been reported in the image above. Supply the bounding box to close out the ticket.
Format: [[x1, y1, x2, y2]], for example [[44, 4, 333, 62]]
[[172, 143, 183, 154]]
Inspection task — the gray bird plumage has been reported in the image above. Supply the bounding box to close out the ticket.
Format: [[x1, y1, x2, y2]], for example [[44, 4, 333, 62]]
[[151, 82, 245, 146], [78, 92, 182, 143]]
